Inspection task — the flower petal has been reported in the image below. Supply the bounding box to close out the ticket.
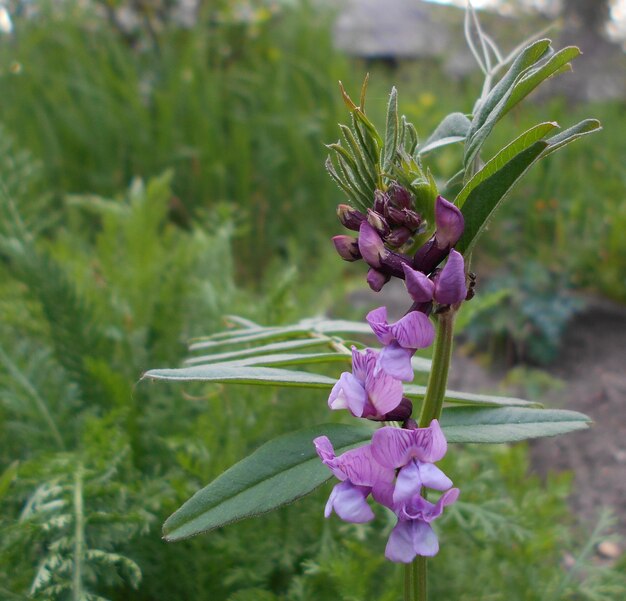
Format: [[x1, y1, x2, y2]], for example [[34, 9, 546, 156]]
[[328, 372, 367, 417], [370, 427, 416, 469], [412, 419, 448, 463], [416, 462, 453, 491], [385, 520, 416, 563], [366, 306, 394, 345], [390, 311, 435, 350], [334, 444, 395, 488], [325, 481, 375, 523], [314, 436, 346, 481], [393, 461, 423, 505], [411, 520, 440, 557], [365, 364, 404, 417], [433, 249, 466, 305], [378, 342, 414, 382], [358, 222, 387, 268], [403, 264, 434, 303], [434, 196, 464, 249]]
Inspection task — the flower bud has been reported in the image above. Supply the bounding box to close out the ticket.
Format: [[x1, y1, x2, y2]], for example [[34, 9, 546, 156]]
[[385, 226, 412, 248], [388, 182, 412, 209], [432, 250, 466, 305], [332, 235, 361, 262], [434, 196, 464, 249], [373, 189, 389, 214], [367, 209, 390, 237], [402, 208, 422, 231], [358, 222, 387, 268], [367, 267, 390, 292], [337, 204, 366, 231]]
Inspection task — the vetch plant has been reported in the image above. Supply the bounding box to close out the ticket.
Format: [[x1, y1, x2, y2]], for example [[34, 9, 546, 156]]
[[143, 7, 600, 600]]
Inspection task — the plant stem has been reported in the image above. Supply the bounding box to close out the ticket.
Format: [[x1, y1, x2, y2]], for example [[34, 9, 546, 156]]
[[418, 311, 456, 428], [72, 464, 85, 601], [414, 557, 427, 600]]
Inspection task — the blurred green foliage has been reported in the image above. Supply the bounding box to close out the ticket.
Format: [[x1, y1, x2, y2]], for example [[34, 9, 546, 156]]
[[0, 1, 624, 599]]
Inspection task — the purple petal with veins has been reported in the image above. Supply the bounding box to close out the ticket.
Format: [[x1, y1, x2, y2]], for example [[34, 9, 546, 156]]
[[403, 264, 435, 302], [433, 249, 466, 305]]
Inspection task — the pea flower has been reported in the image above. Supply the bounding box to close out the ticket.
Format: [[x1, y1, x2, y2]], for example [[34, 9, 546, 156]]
[[314, 436, 395, 523], [328, 346, 404, 419], [366, 306, 435, 381]]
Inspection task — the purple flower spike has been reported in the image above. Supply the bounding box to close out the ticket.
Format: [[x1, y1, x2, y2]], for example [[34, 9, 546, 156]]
[[370, 420, 448, 468], [434, 196, 464, 249], [358, 222, 387, 268], [328, 346, 403, 418], [403, 264, 435, 303], [433, 249, 466, 305], [332, 235, 361, 262], [366, 307, 435, 381]]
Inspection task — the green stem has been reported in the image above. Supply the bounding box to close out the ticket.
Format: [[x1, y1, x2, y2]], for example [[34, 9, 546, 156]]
[[414, 557, 427, 600], [418, 311, 456, 428], [72, 464, 85, 601]]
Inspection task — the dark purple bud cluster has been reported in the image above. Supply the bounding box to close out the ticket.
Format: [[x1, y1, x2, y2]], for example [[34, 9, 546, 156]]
[[332, 189, 466, 295]]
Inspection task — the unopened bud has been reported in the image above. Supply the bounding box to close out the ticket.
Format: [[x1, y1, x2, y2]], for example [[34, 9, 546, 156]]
[[385, 226, 412, 248], [373, 189, 389, 214], [402, 208, 422, 231], [358, 222, 387, 268], [366, 267, 390, 292], [337, 204, 366, 231], [388, 182, 412, 209], [434, 196, 464, 249], [367, 209, 390, 237], [432, 249, 466, 305], [332, 235, 361, 262]]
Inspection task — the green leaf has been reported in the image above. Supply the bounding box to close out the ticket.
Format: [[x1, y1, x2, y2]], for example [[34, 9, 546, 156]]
[[456, 140, 548, 255], [200, 352, 350, 368], [143, 365, 336, 388], [456, 118, 600, 255], [500, 47, 581, 118], [420, 113, 471, 155], [440, 406, 591, 443], [456, 121, 559, 209], [162, 423, 374, 541], [465, 39, 552, 168], [382, 87, 399, 172], [403, 385, 539, 408]]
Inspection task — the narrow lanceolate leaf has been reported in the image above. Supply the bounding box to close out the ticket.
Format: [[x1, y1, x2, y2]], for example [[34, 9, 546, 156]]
[[456, 121, 559, 208], [500, 47, 581, 119], [403, 385, 540, 408], [465, 39, 552, 168], [419, 112, 472, 155], [456, 140, 548, 255], [456, 118, 600, 255], [185, 338, 331, 365], [143, 365, 336, 388], [201, 352, 350, 368], [382, 87, 399, 172], [162, 423, 374, 541], [440, 406, 591, 443]]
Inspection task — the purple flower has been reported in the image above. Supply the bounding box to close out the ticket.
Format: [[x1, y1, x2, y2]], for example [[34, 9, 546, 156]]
[[369, 421, 459, 562], [366, 306, 435, 381], [332, 235, 361, 262], [403, 250, 467, 306], [328, 346, 404, 419], [314, 437, 394, 523]]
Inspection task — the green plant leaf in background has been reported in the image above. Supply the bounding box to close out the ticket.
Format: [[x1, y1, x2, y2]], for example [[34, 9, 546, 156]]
[[162, 422, 374, 541], [419, 112, 472, 155]]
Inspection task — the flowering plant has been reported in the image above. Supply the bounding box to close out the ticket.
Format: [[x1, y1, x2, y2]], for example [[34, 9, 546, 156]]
[[144, 7, 599, 599]]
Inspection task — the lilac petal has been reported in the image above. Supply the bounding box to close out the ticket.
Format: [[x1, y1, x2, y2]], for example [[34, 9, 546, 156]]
[[390, 310, 435, 350], [433, 249, 466, 305], [328, 372, 367, 417], [325, 481, 375, 523], [403, 264, 434, 303], [417, 462, 453, 491], [411, 520, 440, 557], [434, 196, 464, 249], [364, 363, 404, 417], [350, 346, 369, 381], [334, 444, 395, 488], [413, 419, 448, 463], [379, 342, 414, 382], [370, 427, 416, 469], [393, 461, 423, 505], [404, 488, 460, 523], [371, 420, 448, 468], [366, 306, 394, 345], [313, 436, 345, 481], [358, 222, 387, 268], [385, 520, 416, 563]]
